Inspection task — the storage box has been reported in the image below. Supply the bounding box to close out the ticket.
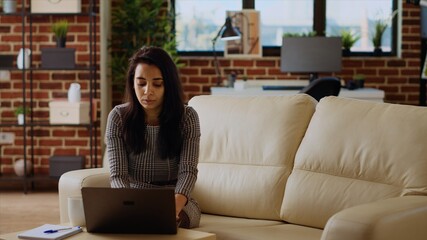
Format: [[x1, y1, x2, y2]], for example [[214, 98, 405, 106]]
[[31, 0, 81, 13], [49, 101, 90, 124], [49, 155, 85, 178], [41, 48, 75, 69], [0, 55, 14, 69]]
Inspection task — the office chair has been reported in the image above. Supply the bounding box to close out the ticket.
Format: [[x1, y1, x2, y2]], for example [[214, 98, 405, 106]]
[[299, 77, 341, 101]]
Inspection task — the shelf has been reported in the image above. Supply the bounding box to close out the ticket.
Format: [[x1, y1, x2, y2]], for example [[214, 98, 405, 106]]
[[0, 12, 95, 17], [0, 173, 57, 181], [0, 121, 99, 128], [0, 66, 95, 71], [0, 122, 22, 127], [0, 0, 98, 193]]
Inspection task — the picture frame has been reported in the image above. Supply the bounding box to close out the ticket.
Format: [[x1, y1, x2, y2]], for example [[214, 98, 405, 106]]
[[224, 10, 262, 59]]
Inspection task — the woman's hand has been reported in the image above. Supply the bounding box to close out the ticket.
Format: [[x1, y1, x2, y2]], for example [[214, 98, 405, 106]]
[[175, 193, 187, 221]]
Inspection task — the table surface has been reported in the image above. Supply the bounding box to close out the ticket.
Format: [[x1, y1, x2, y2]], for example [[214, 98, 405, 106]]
[[0, 228, 216, 240]]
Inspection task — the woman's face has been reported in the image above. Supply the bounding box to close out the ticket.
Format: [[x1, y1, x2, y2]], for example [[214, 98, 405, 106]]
[[133, 63, 165, 117]]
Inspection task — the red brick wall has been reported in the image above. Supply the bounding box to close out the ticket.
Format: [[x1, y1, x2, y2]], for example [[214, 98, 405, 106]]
[[0, 0, 101, 176], [178, 2, 424, 105]]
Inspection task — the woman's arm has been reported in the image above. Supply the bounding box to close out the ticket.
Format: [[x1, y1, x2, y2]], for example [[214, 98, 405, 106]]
[[175, 106, 200, 203], [105, 106, 130, 188]]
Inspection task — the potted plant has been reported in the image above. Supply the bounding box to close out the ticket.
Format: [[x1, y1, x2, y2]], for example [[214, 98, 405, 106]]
[[371, 10, 398, 56], [353, 74, 366, 88], [41, 19, 75, 69], [283, 31, 317, 38], [14, 106, 29, 125], [371, 20, 387, 55], [52, 19, 69, 48], [340, 29, 360, 56]]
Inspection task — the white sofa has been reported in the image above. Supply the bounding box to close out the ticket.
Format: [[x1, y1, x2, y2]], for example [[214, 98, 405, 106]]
[[59, 94, 427, 240]]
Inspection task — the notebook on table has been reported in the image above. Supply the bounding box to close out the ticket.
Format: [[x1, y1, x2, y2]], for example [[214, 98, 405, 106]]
[[81, 187, 177, 234], [17, 224, 82, 240]]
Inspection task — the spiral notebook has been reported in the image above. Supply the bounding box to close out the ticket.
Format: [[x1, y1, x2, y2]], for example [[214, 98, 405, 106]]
[[17, 224, 82, 240]]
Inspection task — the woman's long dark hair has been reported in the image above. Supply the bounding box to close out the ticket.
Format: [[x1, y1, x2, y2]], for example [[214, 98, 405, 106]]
[[122, 46, 184, 159]]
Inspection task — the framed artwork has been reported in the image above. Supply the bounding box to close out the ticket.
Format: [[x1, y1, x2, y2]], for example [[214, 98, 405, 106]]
[[225, 10, 262, 58]]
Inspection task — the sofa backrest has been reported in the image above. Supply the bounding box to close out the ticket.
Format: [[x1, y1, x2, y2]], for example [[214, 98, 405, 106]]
[[281, 96, 427, 228], [189, 95, 316, 220]]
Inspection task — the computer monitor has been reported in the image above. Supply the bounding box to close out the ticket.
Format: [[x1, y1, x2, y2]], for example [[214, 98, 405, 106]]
[[280, 36, 342, 82]]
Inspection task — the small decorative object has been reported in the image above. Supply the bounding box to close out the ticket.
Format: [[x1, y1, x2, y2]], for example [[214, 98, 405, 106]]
[[227, 72, 237, 88], [2, 0, 17, 13], [340, 29, 360, 56], [353, 74, 365, 88], [52, 19, 69, 48], [14, 106, 29, 125], [17, 48, 31, 69], [14, 159, 32, 177], [68, 82, 81, 103], [49, 101, 90, 124]]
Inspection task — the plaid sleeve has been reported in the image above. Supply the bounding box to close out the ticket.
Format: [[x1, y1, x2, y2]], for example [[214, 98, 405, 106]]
[[175, 106, 200, 198], [105, 105, 130, 188]]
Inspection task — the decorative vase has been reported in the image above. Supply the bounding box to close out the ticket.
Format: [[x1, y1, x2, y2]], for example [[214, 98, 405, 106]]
[[68, 83, 81, 103], [3, 0, 17, 13], [342, 48, 351, 57], [14, 159, 32, 177], [17, 48, 31, 69], [373, 47, 382, 56], [17, 113, 24, 125], [56, 37, 66, 48]]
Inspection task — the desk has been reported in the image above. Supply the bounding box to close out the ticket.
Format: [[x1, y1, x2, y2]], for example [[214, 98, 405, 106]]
[[0, 228, 216, 240], [211, 86, 385, 102]]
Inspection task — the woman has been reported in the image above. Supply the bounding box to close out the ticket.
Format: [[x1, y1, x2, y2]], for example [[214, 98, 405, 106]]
[[105, 46, 201, 228]]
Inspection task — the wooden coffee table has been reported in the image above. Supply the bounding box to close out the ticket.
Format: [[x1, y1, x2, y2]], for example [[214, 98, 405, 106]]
[[0, 228, 216, 240]]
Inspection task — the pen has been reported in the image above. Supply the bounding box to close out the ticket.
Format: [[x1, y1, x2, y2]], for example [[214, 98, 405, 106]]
[[43, 227, 79, 234]]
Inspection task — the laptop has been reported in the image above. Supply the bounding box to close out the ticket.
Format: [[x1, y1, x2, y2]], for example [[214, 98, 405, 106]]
[[81, 187, 177, 234]]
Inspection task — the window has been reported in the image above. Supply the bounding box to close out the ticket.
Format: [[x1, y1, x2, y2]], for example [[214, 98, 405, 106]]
[[326, 0, 395, 52], [174, 0, 398, 55], [256, 0, 314, 46], [174, 0, 241, 52]]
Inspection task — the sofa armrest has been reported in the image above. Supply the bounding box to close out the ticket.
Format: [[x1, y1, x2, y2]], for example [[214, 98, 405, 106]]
[[321, 196, 427, 240], [58, 168, 110, 223]]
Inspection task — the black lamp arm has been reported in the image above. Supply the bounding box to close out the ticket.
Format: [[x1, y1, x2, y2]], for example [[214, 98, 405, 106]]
[[212, 23, 227, 86]]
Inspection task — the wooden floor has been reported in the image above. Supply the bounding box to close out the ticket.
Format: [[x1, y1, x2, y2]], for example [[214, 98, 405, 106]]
[[0, 190, 60, 234]]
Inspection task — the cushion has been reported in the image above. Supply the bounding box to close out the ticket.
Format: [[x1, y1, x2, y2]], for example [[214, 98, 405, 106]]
[[189, 94, 316, 220], [282, 96, 427, 228]]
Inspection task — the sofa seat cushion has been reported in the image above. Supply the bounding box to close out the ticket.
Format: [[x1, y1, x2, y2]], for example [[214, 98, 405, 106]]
[[282, 97, 427, 228], [197, 214, 322, 240], [189, 95, 316, 220], [197, 213, 283, 232]]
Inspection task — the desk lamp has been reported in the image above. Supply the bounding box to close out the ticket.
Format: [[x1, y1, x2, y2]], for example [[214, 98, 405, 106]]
[[212, 17, 241, 86]]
